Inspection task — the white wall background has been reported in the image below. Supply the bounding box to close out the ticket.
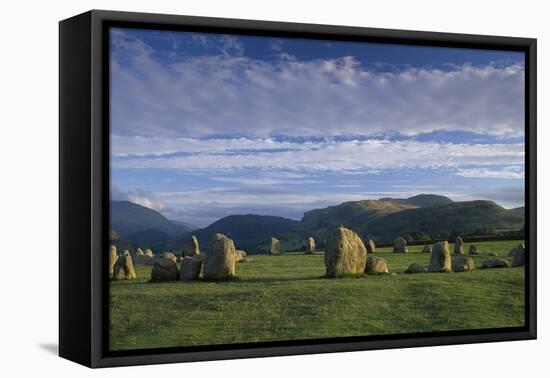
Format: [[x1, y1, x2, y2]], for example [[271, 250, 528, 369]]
[[0, 0, 547, 376]]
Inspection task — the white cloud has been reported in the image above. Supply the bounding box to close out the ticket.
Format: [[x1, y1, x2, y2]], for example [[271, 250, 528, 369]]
[[455, 165, 524, 179], [110, 30, 525, 140]]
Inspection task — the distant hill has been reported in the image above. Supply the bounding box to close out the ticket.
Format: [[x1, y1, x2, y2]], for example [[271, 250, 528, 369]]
[[179, 214, 302, 251], [110, 201, 194, 244]]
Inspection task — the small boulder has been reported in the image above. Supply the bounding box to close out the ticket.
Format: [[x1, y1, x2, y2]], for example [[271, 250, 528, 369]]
[[183, 235, 200, 257], [366, 239, 376, 253], [324, 226, 367, 278], [512, 248, 526, 267], [113, 254, 137, 280], [482, 259, 511, 269], [468, 245, 480, 255], [203, 233, 237, 279], [451, 256, 476, 272], [269, 237, 280, 255], [180, 255, 204, 281], [109, 245, 118, 277], [393, 237, 408, 253], [306, 237, 316, 254], [151, 252, 179, 281], [422, 244, 432, 254], [508, 243, 525, 258], [365, 256, 389, 274], [428, 241, 451, 272], [405, 263, 426, 274], [454, 237, 464, 255], [235, 250, 247, 262]]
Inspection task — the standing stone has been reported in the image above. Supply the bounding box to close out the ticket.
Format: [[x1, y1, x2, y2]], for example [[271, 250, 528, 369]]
[[150, 252, 179, 281], [482, 259, 511, 269], [180, 255, 204, 281], [136, 248, 145, 256], [113, 254, 137, 280], [428, 241, 451, 272], [508, 242, 525, 258], [468, 245, 480, 255], [422, 244, 432, 254], [393, 237, 408, 253], [405, 263, 426, 274], [324, 226, 367, 278], [269, 237, 280, 255], [365, 256, 389, 274], [145, 248, 154, 257], [306, 237, 316, 254], [451, 256, 476, 272], [183, 235, 200, 257], [512, 248, 526, 267], [109, 245, 118, 277], [454, 237, 464, 255], [366, 239, 376, 254], [203, 233, 237, 279], [235, 250, 247, 262]]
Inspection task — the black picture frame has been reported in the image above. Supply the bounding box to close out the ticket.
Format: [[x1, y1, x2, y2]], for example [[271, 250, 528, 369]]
[[59, 9, 537, 368]]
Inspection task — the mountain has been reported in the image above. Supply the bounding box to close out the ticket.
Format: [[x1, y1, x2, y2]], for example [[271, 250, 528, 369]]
[[180, 214, 302, 251], [362, 200, 524, 241], [110, 201, 194, 243]]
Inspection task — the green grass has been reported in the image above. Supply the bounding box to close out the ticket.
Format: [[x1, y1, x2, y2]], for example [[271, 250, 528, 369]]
[[109, 239, 525, 351]]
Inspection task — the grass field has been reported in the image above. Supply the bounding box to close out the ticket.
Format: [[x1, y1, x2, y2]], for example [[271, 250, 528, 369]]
[[109, 239, 525, 351]]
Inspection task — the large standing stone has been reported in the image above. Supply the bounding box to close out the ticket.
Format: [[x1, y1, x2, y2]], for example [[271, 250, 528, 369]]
[[203, 233, 237, 279], [183, 235, 200, 257], [393, 237, 408, 253], [451, 256, 476, 272], [422, 244, 432, 254], [113, 254, 137, 280], [151, 252, 179, 281], [454, 237, 464, 255], [268, 237, 280, 255], [405, 263, 426, 274], [180, 255, 204, 281], [366, 239, 376, 253], [109, 245, 118, 277], [306, 237, 316, 254], [235, 250, 247, 262], [428, 241, 451, 272], [512, 248, 526, 267], [468, 245, 480, 255], [324, 226, 367, 278], [365, 256, 388, 274], [482, 259, 511, 269]]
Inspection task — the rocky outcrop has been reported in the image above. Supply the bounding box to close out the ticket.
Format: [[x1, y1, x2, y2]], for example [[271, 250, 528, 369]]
[[324, 226, 367, 277]]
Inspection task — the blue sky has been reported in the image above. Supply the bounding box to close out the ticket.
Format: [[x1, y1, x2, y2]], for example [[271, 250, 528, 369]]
[[110, 28, 525, 227]]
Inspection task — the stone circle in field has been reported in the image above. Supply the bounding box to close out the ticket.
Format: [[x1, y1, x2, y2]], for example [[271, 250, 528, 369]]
[[269, 237, 280, 255], [393, 236, 408, 253], [468, 245, 480, 255], [203, 233, 237, 279], [428, 241, 451, 272], [366, 239, 376, 253], [306, 237, 316, 254], [405, 263, 426, 274], [113, 253, 137, 280], [109, 245, 118, 277], [183, 235, 200, 257], [365, 256, 389, 274], [481, 258, 511, 269], [422, 244, 432, 253], [451, 256, 475, 272], [151, 252, 179, 281], [180, 255, 204, 281], [324, 226, 367, 278], [235, 250, 247, 262], [454, 236, 464, 255]]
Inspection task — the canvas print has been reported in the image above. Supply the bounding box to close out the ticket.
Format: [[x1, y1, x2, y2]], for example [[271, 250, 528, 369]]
[[108, 27, 526, 352]]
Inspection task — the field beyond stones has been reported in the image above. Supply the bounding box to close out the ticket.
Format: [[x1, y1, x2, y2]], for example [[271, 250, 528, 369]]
[[109, 239, 525, 351]]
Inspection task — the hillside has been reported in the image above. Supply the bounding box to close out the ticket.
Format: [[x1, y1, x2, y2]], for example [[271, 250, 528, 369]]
[[177, 214, 302, 251], [110, 201, 194, 243]]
